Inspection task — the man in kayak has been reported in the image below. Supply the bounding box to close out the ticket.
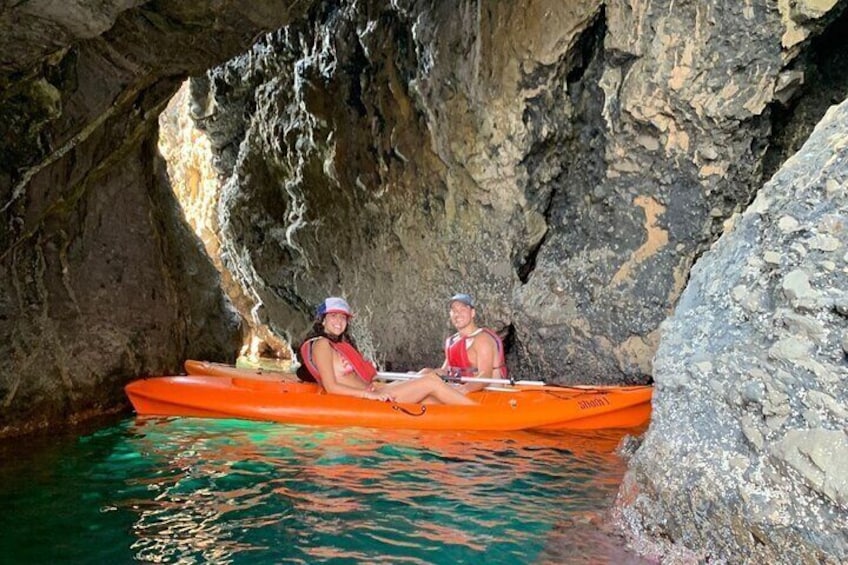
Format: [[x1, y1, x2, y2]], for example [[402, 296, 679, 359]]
[[421, 293, 508, 394], [297, 297, 473, 404]]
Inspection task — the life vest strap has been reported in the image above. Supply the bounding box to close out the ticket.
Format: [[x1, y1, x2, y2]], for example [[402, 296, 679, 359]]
[[443, 328, 508, 379], [298, 337, 377, 385]]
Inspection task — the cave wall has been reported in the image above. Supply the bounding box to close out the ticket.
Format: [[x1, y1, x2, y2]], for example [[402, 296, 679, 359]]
[[191, 0, 845, 382], [191, 0, 621, 373], [619, 96, 848, 564], [0, 1, 316, 436]]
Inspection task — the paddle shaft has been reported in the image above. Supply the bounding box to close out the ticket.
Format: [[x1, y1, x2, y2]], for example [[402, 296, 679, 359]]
[[377, 371, 545, 386]]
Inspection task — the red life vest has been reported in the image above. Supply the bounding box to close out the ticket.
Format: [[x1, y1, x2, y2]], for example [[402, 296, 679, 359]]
[[444, 328, 508, 378], [299, 337, 377, 385]]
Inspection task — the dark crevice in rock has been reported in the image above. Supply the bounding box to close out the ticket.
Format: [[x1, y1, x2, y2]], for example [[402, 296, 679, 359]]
[[269, 282, 314, 320], [566, 8, 604, 85], [515, 10, 606, 284], [762, 1, 848, 182], [340, 28, 369, 118], [191, 61, 260, 176], [515, 182, 554, 284], [499, 322, 515, 359]]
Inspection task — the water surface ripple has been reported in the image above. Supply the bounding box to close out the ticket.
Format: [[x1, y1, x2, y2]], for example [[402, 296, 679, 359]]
[[0, 418, 648, 563]]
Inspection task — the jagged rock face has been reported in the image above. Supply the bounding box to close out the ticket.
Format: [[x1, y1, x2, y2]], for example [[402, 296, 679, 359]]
[[0, 1, 316, 436], [192, 0, 629, 374], [158, 84, 292, 361], [619, 99, 848, 562], [193, 0, 847, 382]]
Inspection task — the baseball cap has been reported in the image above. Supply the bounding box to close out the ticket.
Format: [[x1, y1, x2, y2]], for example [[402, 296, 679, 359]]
[[317, 297, 353, 318], [449, 293, 475, 308]]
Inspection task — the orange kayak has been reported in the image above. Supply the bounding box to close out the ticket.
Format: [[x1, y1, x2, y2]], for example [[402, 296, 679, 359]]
[[125, 361, 652, 431]]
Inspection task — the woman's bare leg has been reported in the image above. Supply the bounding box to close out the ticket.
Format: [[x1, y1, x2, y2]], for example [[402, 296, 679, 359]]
[[384, 373, 474, 405]]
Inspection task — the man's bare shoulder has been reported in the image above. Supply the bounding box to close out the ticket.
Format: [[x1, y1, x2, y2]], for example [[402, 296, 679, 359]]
[[470, 330, 496, 350]]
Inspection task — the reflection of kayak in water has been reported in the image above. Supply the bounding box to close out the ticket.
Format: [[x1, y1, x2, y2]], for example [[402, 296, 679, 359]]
[[124, 360, 653, 431], [120, 419, 639, 561], [288, 425, 645, 464]]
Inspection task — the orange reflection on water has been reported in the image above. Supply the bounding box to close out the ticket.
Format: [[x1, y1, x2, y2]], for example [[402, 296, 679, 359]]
[[413, 521, 487, 551], [123, 419, 645, 563]]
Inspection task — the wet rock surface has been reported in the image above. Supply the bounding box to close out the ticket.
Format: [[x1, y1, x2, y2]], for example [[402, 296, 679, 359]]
[[190, 0, 848, 385], [619, 98, 848, 563], [0, 1, 316, 436]]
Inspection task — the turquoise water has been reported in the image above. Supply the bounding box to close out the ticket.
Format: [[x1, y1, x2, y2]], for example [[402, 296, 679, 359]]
[[0, 418, 647, 564]]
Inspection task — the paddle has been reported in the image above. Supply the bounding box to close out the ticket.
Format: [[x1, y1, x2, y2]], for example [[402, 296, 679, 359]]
[[377, 371, 546, 387]]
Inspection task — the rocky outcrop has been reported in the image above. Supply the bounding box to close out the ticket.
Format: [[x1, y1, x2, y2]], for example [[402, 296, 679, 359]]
[[189, 0, 848, 384], [0, 1, 316, 436], [619, 98, 848, 563]]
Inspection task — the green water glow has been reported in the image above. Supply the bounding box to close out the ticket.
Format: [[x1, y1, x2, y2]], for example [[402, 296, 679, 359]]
[[0, 418, 646, 564]]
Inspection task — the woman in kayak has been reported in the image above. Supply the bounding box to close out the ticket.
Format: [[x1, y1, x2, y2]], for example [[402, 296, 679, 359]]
[[297, 297, 473, 404]]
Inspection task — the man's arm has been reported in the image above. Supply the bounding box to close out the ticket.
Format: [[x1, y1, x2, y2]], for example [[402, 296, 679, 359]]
[[461, 334, 496, 393]]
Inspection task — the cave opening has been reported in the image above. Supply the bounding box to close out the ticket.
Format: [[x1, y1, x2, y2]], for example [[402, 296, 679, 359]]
[[158, 80, 294, 371]]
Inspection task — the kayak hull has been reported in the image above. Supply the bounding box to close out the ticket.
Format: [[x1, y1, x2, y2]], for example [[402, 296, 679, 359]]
[[126, 369, 652, 432]]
